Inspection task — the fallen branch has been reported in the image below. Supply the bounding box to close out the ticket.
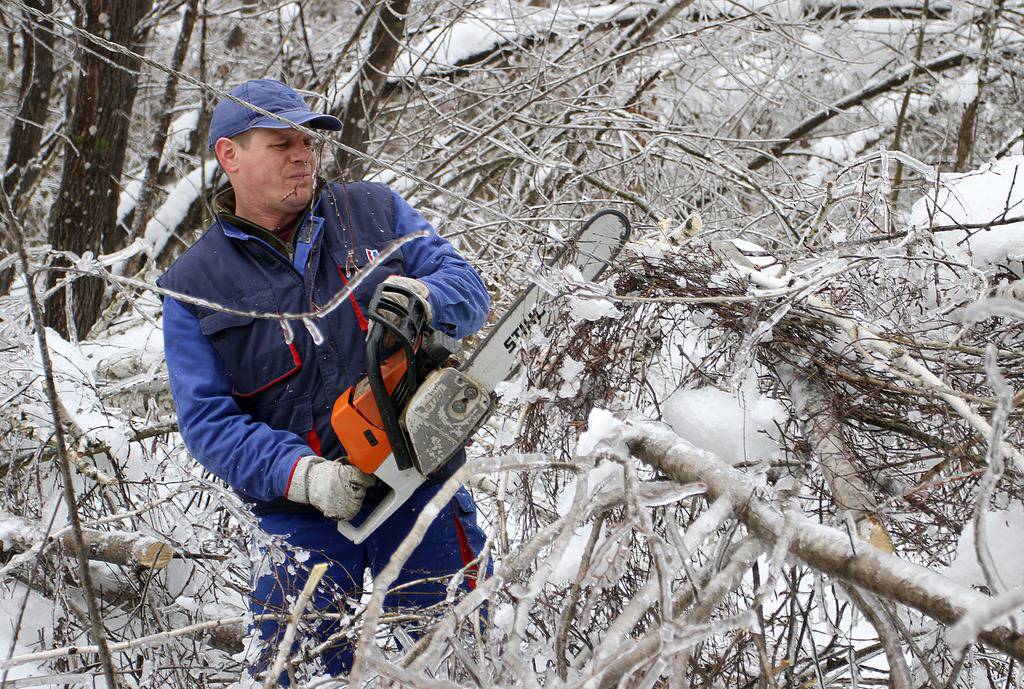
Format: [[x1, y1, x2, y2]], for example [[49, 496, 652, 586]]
[[623, 418, 1024, 660], [0, 511, 174, 570]]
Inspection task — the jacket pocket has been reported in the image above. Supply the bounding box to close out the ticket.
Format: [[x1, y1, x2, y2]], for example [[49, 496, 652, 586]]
[[199, 303, 302, 399], [253, 393, 313, 437]]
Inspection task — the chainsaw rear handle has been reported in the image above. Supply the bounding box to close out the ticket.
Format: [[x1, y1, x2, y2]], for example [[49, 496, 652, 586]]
[[335, 453, 424, 544]]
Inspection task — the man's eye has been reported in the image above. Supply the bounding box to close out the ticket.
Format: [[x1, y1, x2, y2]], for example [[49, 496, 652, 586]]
[[274, 143, 289, 149]]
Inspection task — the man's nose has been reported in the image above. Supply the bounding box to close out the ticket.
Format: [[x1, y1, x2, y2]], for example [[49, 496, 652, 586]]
[[291, 143, 314, 163]]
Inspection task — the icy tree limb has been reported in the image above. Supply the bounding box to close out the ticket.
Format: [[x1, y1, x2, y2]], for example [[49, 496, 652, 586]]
[[844, 587, 913, 689], [779, 366, 879, 523], [584, 537, 766, 689], [1, 188, 120, 687], [392, 457, 624, 676], [348, 457, 506, 685], [4, 418, 180, 481], [0, 616, 248, 670], [747, 50, 969, 172], [623, 418, 1024, 661], [262, 562, 328, 689], [0, 511, 174, 570], [571, 495, 736, 671]]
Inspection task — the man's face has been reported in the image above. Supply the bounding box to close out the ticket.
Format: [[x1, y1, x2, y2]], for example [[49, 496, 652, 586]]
[[217, 127, 318, 225]]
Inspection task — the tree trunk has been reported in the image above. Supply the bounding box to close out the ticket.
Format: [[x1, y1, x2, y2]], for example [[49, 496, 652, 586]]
[[44, 0, 153, 339], [332, 0, 411, 179], [1, 0, 55, 295], [118, 0, 198, 284], [954, 0, 1005, 171]]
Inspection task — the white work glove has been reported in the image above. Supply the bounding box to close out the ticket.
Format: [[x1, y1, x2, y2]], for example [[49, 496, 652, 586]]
[[286, 456, 375, 521]]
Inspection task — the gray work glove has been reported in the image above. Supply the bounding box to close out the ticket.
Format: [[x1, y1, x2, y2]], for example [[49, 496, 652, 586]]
[[287, 457, 375, 521]]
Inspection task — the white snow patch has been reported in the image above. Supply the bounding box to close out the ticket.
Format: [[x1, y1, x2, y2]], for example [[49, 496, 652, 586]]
[[391, 2, 639, 79], [166, 108, 200, 156], [37, 328, 128, 459], [576, 408, 625, 457], [663, 386, 785, 464], [934, 69, 979, 106], [557, 356, 585, 398], [945, 504, 1024, 589], [567, 294, 622, 322], [117, 177, 143, 224], [908, 155, 1024, 269], [0, 583, 61, 684]]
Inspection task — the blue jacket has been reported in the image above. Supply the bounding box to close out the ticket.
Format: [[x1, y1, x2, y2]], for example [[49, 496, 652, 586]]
[[158, 181, 489, 512]]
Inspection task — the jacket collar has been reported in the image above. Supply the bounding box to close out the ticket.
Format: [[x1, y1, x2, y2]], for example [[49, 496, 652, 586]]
[[213, 182, 324, 257]]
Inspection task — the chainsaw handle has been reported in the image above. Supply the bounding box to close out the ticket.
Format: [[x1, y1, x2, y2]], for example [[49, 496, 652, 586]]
[[335, 454, 423, 544]]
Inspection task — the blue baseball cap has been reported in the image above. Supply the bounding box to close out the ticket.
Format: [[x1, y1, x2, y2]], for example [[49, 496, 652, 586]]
[[208, 79, 342, 149]]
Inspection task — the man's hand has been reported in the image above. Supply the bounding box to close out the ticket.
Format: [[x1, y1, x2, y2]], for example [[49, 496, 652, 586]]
[[287, 457, 376, 520], [380, 275, 432, 324]]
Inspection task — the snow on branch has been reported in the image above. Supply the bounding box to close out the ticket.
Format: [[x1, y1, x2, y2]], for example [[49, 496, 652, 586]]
[[622, 417, 1024, 659]]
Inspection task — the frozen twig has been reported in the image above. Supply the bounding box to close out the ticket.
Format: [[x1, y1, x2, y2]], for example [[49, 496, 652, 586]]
[[0, 616, 249, 670], [262, 562, 328, 689]]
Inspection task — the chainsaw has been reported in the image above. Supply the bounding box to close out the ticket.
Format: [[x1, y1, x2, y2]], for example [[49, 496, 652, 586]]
[[330, 209, 632, 544]]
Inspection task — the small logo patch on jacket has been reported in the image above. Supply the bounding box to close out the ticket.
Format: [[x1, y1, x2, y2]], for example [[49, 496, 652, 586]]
[[366, 248, 380, 262]]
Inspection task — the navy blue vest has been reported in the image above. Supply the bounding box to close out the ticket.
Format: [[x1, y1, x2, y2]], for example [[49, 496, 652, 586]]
[[158, 182, 403, 471]]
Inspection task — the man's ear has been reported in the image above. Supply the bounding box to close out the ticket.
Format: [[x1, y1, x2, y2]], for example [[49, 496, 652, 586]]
[[214, 137, 239, 173]]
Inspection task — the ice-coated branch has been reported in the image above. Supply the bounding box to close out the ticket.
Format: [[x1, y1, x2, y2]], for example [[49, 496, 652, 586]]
[[623, 417, 1024, 661], [747, 50, 969, 172], [779, 366, 877, 518], [262, 562, 328, 689], [0, 616, 248, 670]]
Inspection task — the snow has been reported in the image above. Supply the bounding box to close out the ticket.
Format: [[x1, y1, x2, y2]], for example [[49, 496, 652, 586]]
[[944, 503, 1024, 589], [908, 155, 1024, 269], [391, 2, 640, 79], [805, 93, 930, 187], [165, 109, 200, 156], [36, 328, 128, 461], [0, 583, 62, 687], [81, 314, 164, 382], [934, 69, 979, 106], [143, 159, 219, 259], [557, 356, 585, 398], [576, 407, 625, 457], [116, 178, 143, 225], [566, 293, 622, 322], [662, 385, 785, 464]]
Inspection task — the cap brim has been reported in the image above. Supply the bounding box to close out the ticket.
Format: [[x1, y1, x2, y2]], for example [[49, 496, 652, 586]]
[[253, 109, 343, 132]]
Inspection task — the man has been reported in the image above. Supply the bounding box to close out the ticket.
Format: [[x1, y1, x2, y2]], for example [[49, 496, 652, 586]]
[[158, 79, 491, 680]]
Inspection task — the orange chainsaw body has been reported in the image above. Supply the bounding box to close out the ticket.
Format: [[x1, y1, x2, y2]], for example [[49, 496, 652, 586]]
[[330, 350, 408, 474]]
